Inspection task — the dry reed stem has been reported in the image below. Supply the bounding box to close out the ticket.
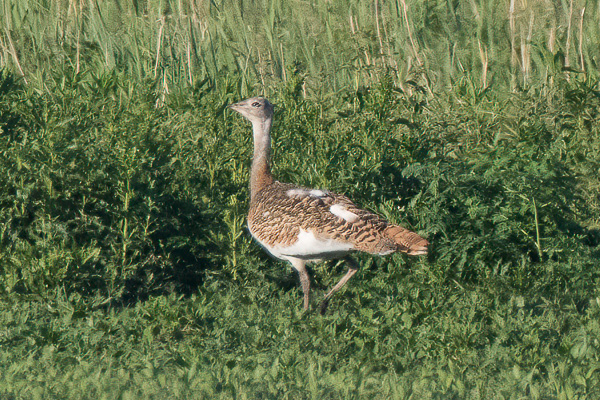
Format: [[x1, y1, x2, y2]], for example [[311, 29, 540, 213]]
[[548, 26, 555, 53], [156, 69, 169, 108], [547, 25, 555, 87], [578, 7, 585, 73], [509, 0, 516, 89], [478, 40, 488, 88], [279, 42, 286, 81], [381, 8, 395, 72], [374, 0, 384, 62], [73, 0, 82, 74], [4, 29, 27, 84], [565, 0, 573, 70], [76, 28, 81, 74], [186, 40, 193, 85], [520, 11, 534, 85], [0, 35, 6, 67], [399, 0, 422, 66], [154, 16, 165, 78]]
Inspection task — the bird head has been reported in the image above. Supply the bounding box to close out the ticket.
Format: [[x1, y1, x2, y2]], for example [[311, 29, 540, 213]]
[[228, 97, 274, 123]]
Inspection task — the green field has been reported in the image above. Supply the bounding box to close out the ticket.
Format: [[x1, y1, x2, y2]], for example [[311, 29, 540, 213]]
[[1, 0, 600, 398]]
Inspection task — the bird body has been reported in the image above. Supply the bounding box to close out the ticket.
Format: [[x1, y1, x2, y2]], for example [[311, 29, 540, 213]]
[[229, 97, 428, 313], [248, 181, 426, 260]]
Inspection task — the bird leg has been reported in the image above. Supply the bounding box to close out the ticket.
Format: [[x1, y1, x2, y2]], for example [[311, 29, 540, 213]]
[[289, 258, 311, 310], [319, 257, 359, 315], [299, 268, 311, 310]]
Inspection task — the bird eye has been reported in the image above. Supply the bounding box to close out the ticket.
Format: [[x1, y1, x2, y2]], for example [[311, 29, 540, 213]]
[[252, 102, 261, 107]]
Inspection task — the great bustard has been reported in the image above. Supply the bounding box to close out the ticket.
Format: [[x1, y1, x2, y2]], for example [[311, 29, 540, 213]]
[[229, 97, 429, 313]]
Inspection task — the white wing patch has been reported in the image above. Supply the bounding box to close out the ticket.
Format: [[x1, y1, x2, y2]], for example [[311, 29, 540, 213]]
[[286, 188, 328, 198], [329, 204, 359, 223], [309, 189, 327, 197], [286, 188, 308, 197]]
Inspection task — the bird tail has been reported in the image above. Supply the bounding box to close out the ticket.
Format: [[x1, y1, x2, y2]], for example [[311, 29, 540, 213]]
[[385, 225, 429, 255]]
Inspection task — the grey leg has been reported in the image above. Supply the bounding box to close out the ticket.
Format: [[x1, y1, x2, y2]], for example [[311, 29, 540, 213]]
[[319, 257, 359, 314], [288, 258, 311, 310]]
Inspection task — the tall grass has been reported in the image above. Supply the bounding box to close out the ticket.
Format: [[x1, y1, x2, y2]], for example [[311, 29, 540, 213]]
[[1, 0, 599, 96]]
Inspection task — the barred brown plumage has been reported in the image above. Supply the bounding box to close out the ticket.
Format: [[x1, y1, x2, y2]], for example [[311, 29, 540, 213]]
[[229, 97, 429, 314]]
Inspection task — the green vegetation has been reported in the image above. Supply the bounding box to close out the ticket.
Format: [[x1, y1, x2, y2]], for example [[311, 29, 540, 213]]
[[1, 0, 599, 398]]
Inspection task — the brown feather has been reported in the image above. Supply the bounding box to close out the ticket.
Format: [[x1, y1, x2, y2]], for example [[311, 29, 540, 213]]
[[248, 181, 428, 258]]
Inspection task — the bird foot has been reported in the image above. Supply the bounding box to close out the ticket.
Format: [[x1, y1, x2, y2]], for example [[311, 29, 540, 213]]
[[318, 299, 329, 315]]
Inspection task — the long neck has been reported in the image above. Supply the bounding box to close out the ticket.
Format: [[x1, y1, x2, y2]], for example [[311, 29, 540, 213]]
[[250, 116, 274, 202]]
